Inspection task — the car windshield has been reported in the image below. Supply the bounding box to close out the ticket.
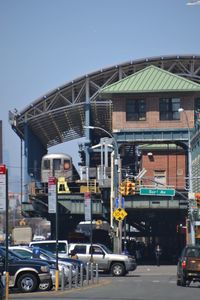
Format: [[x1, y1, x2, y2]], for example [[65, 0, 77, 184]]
[[0, 248, 23, 260], [99, 244, 113, 254], [36, 248, 56, 259], [31, 242, 67, 253], [186, 247, 200, 257]]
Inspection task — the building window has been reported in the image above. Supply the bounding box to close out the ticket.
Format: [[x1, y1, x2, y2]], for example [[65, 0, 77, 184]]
[[159, 98, 180, 120], [126, 99, 146, 121], [154, 170, 166, 187], [195, 98, 200, 127], [195, 98, 200, 112]]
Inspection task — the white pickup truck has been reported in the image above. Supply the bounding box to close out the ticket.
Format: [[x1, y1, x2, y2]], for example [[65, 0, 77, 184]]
[[69, 243, 137, 276]]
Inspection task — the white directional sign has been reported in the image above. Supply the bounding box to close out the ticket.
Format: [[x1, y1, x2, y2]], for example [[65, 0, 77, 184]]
[[84, 192, 91, 221], [48, 177, 57, 213], [0, 165, 6, 212]]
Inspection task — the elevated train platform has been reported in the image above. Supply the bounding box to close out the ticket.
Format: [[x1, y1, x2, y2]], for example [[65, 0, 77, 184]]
[[9, 55, 200, 259]]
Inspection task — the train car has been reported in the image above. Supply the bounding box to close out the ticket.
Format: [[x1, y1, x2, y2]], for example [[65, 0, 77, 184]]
[[41, 153, 74, 183]]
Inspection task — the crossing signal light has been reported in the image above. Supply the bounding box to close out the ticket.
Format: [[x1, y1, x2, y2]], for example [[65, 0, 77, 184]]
[[126, 181, 135, 195], [195, 192, 200, 208]]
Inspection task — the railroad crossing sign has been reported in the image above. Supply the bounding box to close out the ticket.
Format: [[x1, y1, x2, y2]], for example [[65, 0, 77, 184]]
[[113, 207, 128, 221]]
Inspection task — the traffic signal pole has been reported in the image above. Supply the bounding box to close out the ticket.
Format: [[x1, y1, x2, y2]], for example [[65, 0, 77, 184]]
[[117, 159, 122, 254], [179, 108, 195, 245], [83, 126, 122, 253]]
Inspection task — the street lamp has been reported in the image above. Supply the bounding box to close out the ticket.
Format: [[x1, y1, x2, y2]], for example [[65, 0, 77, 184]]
[[178, 107, 195, 244], [84, 125, 122, 253], [84, 126, 119, 157]]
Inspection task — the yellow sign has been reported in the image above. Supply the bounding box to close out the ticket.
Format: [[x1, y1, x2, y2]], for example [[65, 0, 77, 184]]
[[113, 208, 128, 221], [57, 177, 70, 194]]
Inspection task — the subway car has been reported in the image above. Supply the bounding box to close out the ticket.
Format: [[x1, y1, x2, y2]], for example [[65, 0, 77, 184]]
[[41, 153, 78, 183]]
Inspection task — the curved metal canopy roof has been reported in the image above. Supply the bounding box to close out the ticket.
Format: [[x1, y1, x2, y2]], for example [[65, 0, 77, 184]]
[[9, 54, 200, 148]]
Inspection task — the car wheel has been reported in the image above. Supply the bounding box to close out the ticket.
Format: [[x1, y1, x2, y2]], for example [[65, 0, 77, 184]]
[[111, 263, 125, 276], [17, 273, 38, 293], [180, 275, 186, 287], [39, 280, 53, 291]]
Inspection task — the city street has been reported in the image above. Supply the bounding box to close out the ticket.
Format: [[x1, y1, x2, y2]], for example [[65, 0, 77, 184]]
[[9, 265, 200, 300]]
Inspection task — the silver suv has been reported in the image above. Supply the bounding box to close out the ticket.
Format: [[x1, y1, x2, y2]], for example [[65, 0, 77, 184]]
[[69, 243, 137, 276]]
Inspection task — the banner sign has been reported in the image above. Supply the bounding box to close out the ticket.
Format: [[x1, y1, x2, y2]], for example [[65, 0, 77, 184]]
[[0, 165, 6, 212], [48, 177, 57, 213]]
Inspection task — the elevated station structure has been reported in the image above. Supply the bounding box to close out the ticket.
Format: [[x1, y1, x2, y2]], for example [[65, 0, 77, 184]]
[[9, 55, 200, 258], [9, 55, 200, 183]]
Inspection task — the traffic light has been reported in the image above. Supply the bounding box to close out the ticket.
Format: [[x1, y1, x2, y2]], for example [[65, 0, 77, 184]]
[[78, 144, 86, 166], [119, 182, 126, 196], [195, 192, 200, 208], [126, 180, 135, 195]]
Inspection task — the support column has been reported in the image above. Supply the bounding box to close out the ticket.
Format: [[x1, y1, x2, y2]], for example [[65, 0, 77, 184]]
[[84, 78, 91, 168]]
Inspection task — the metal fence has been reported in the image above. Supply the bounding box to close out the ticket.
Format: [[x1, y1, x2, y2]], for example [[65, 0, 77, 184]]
[[60, 262, 99, 291]]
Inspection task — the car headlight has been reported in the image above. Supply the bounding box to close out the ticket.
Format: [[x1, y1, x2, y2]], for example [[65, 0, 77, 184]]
[[40, 265, 50, 273]]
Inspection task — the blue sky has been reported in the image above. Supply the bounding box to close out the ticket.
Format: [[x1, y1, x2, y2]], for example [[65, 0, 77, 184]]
[[0, 0, 200, 191]]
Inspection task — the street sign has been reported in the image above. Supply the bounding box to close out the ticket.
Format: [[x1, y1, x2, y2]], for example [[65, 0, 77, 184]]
[[48, 177, 57, 213], [113, 207, 127, 221], [140, 188, 175, 197], [84, 192, 92, 221], [0, 164, 6, 212]]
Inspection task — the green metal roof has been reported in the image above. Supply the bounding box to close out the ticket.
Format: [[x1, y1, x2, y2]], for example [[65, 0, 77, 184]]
[[100, 65, 200, 94]]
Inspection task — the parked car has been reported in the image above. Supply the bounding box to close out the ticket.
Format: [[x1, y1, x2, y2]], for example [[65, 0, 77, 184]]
[[9, 246, 75, 286], [177, 244, 200, 287], [29, 247, 87, 281], [0, 246, 52, 293], [68, 243, 137, 276], [29, 240, 69, 258], [34, 247, 86, 274]]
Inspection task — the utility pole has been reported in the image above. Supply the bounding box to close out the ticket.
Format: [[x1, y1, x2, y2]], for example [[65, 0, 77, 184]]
[[178, 108, 195, 245], [84, 126, 122, 253], [117, 159, 122, 254]]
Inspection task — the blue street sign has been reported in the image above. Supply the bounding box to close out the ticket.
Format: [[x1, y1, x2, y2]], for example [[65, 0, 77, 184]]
[[115, 198, 119, 208]]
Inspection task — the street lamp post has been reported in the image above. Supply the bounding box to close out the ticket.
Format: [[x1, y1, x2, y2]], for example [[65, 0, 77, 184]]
[[179, 107, 195, 245], [84, 125, 122, 253]]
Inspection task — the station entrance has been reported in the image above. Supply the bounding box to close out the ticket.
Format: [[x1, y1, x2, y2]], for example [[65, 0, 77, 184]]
[[123, 207, 187, 264]]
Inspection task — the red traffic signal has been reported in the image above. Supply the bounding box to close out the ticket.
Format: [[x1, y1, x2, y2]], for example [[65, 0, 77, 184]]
[[195, 192, 200, 200], [195, 193, 200, 207]]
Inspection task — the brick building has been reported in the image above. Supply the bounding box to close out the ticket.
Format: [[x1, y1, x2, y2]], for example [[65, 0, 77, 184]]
[[102, 65, 200, 195]]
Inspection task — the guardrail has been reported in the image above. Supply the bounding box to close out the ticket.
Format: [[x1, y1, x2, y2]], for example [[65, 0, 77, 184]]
[[60, 262, 99, 291]]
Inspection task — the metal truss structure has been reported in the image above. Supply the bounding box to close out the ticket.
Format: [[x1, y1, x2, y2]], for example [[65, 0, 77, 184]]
[[9, 55, 200, 148]]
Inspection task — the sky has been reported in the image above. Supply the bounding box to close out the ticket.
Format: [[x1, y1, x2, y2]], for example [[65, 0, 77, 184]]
[[0, 0, 200, 192]]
